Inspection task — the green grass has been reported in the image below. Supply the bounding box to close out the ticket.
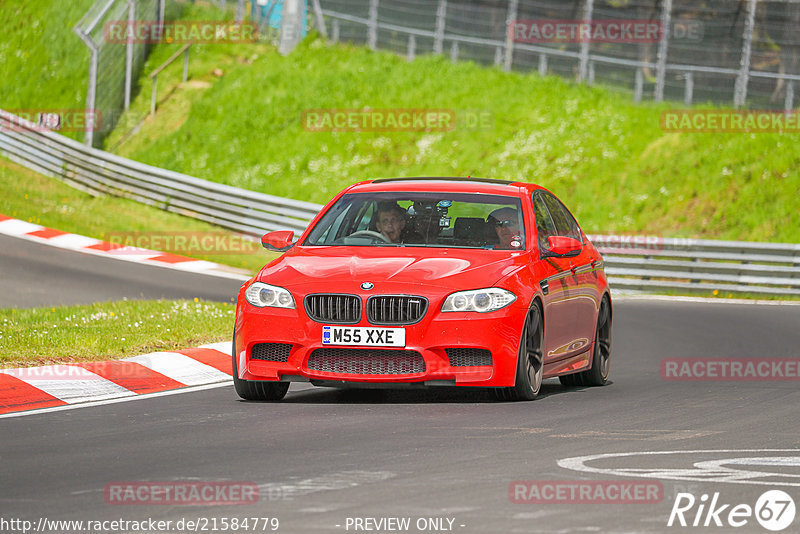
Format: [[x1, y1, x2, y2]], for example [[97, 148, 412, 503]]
[[0, 299, 233, 367], [0, 0, 96, 142], [109, 36, 799, 243], [0, 156, 277, 273]]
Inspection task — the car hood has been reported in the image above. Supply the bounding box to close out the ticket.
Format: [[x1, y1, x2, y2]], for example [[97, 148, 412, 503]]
[[257, 246, 526, 290]]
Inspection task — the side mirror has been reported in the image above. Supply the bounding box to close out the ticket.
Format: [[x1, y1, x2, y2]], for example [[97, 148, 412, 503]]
[[545, 235, 582, 257], [261, 230, 295, 252]]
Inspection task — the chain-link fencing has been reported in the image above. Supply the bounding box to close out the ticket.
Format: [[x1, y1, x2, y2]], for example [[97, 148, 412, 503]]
[[317, 0, 800, 110]]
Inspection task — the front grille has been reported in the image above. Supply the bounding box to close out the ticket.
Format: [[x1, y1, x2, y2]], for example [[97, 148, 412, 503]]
[[445, 348, 493, 367], [366, 295, 428, 325], [305, 294, 361, 324], [251, 342, 292, 362], [307, 348, 426, 375]]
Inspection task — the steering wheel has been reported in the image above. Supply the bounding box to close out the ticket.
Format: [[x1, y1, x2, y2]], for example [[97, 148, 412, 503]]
[[348, 230, 392, 243]]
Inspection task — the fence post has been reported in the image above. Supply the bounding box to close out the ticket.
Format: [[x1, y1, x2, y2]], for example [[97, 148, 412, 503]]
[[684, 71, 694, 106], [407, 34, 416, 61], [74, 28, 98, 147], [494, 46, 502, 66], [539, 53, 547, 76], [158, 0, 165, 25], [151, 76, 158, 116], [332, 19, 339, 43], [368, 0, 379, 50], [503, 0, 518, 71], [450, 41, 459, 63], [124, 0, 135, 110], [634, 67, 643, 102], [734, 0, 757, 108], [278, 0, 303, 55], [311, 0, 327, 39], [433, 0, 447, 55], [786, 81, 795, 111], [587, 61, 595, 85], [578, 0, 594, 83], [654, 0, 672, 101], [236, 0, 245, 24]]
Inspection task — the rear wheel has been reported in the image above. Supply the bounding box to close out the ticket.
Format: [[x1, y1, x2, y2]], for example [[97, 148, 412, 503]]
[[232, 335, 290, 401], [559, 296, 611, 387], [494, 303, 543, 401]]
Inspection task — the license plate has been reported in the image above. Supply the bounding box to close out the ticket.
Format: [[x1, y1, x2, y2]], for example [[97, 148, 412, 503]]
[[322, 326, 406, 347]]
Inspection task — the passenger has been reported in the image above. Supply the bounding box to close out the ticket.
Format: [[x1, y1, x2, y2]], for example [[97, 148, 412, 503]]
[[487, 207, 522, 249]]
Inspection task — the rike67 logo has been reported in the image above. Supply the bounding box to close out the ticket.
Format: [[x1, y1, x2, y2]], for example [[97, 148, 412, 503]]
[[668, 490, 796, 531]]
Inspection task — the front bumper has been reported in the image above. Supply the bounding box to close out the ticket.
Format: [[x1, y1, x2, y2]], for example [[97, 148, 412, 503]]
[[234, 297, 527, 387]]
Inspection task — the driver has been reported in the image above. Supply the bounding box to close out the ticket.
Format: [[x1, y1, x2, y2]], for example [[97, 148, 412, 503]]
[[375, 202, 409, 243]]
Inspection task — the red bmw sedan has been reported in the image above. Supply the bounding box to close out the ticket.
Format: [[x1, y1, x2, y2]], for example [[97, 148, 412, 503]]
[[233, 177, 611, 401]]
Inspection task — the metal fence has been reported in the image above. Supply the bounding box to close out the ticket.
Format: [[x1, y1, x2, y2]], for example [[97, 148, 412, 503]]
[[74, 0, 170, 148], [316, 0, 800, 110], [2, 109, 798, 297]]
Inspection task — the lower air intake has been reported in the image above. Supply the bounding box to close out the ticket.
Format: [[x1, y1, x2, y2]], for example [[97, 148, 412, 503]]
[[307, 348, 425, 375], [251, 343, 292, 362], [445, 348, 493, 367]]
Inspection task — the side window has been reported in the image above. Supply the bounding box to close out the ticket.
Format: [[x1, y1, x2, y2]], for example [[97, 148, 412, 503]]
[[532, 193, 558, 254], [541, 193, 582, 243]]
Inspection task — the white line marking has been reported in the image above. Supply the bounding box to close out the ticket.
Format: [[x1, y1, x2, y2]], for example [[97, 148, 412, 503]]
[[0, 381, 232, 419], [0, 219, 43, 235], [169, 260, 220, 272], [126, 352, 230, 386], [198, 341, 232, 354], [46, 234, 101, 248], [558, 449, 800, 487], [0, 222, 250, 281], [2, 366, 134, 403]]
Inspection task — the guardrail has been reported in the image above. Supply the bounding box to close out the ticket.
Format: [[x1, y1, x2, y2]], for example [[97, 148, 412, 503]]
[[588, 235, 800, 296], [0, 109, 321, 235], [1, 109, 798, 297]]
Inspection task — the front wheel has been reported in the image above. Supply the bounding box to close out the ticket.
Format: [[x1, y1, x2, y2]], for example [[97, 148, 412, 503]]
[[232, 336, 290, 401], [494, 303, 544, 401], [559, 296, 611, 387]]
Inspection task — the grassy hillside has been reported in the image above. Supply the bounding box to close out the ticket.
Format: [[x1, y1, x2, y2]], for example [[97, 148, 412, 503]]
[[108, 37, 799, 243], [0, 0, 95, 142]]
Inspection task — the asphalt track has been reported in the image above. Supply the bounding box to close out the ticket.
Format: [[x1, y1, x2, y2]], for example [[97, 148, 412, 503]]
[[2, 236, 800, 532], [0, 234, 243, 307]]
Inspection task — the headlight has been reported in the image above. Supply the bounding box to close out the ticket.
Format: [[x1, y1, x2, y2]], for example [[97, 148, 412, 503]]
[[441, 288, 516, 313], [245, 282, 295, 308]]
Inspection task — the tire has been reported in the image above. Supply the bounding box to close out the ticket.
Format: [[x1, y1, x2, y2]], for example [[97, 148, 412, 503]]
[[493, 303, 544, 401], [559, 296, 611, 387], [232, 335, 290, 401]]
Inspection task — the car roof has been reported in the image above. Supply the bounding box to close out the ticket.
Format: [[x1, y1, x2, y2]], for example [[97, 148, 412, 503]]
[[346, 177, 547, 196]]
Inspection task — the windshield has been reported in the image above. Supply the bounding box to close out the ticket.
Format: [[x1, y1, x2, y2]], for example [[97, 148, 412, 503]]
[[303, 192, 525, 249]]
